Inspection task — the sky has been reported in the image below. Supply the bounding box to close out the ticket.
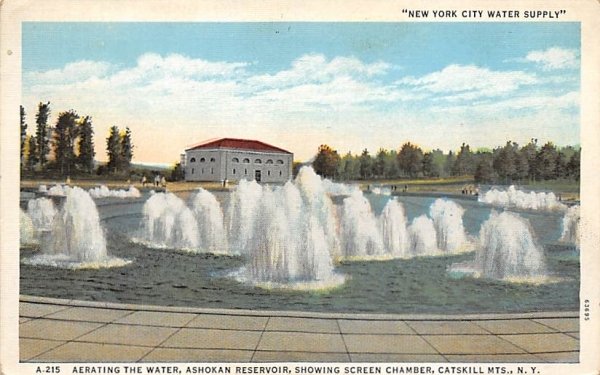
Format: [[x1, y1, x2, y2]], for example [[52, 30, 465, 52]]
[[22, 22, 580, 164]]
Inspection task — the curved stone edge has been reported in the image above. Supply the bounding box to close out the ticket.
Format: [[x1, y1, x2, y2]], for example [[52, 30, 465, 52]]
[[20, 294, 579, 321]]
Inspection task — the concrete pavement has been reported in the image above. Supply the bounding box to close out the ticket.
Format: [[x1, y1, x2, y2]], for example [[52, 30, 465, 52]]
[[19, 296, 579, 363]]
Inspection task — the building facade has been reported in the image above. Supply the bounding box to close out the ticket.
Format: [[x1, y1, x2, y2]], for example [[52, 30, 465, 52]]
[[184, 138, 293, 183]]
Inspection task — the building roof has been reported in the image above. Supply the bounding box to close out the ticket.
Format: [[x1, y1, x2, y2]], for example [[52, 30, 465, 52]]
[[185, 138, 292, 154]]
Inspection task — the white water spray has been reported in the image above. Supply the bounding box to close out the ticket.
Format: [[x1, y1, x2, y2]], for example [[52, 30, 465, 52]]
[[408, 215, 440, 256], [232, 167, 343, 288], [340, 190, 384, 257], [479, 185, 566, 211], [24, 186, 129, 268], [379, 199, 410, 257], [27, 197, 57, 230], [449, 211, 547, 281], [136, 192, 199, 250], [560, 205, 580, 248], [89, 185, 141, 199], [20, 209, 36, 246], [189, 188, 228, 254], [430, 199, 470, 253]]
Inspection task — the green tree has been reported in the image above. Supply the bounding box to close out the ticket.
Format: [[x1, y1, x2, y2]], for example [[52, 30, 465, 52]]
[[452, 143, 475, 175], [359, 149, 373, 179], [120, 127, 134, 172], [26, 136, 38, 170], [170, 162, 185, 181], [493, 141, 518, 184], [106, 126, 122, 174], [53, 110, 79, 176], [313, 144, 341, 179], [520, 139, 538, 181], [35, 101, 51, 168], [20, 105, 27, 165], [444, 151, 456, 176], [77, 116, 95, 173], [374, 148, 388, 178], [567, 149, 580, 181], [397, 142, 423, 178], [536, 142, 558, 180], [384, 150, 400, 179], [422, 152, 434, 177], [338, 152, 359, 180], [474, 153, 494, 183]]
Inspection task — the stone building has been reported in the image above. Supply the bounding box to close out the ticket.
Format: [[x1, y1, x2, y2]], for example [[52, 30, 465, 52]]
[[184, 138, 293, 183]]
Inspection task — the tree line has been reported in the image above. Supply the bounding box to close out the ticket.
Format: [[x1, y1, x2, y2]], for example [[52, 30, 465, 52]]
[[20, 102, 134, 177], [312, 139, 580, 184]]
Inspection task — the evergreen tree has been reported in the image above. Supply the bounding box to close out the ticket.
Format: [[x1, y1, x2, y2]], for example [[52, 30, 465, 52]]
[[106, 126, 122, 174], [35, 101, 51, 168], [384, 150, 400, 179], [374, 148, 387, 178], [422, 152, 434, 177], [20, 105, 27, 165], [536, 142, 559, 180], [77, 116, 95, 173], [444, 151, 456, 176], [120, 127, 133, 172], [359, 149, 373, 179], [53, 110, 79, 176], [452, 143, 474, 175], [520, 139, 538, 181], [567, 149, 580, 181], [474, 153, 494, 183], [555, 151, 568, 179], [27, 136, 38, 170]]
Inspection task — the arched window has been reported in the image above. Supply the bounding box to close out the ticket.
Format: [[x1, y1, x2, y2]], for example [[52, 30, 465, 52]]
[[266, 159, 273, 164], [268, 170, 271, 176], [277, 159, 284, 164], [244, 168, 248, 175], [210, 157, 216, 162], [192, 168, 195, 174], [211, 167, 214, 174], [232, 157, 239, 163], [233, 168, 236, 175], [190, 157, 196, 163], [279, 171, 282, 176], [200, 157, 206, 162], [254, 159, 262, 164], [243, 158, 250, 163]]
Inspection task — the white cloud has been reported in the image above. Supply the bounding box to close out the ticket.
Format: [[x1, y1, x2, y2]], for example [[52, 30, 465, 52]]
[[398, 64, 537, 100], [524, 47, 579, 70], [23, 54, 579, 162], [25, 60, 112, 85]]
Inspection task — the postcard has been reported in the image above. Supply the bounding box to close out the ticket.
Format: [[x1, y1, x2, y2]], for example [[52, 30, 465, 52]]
[[1, 1, 599, 375]]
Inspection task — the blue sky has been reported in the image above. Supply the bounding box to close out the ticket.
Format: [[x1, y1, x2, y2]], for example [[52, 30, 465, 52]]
[[22, 22, 580, 163]]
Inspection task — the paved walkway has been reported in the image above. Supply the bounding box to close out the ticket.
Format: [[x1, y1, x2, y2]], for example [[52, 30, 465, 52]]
[[20, 296, 579, 363]]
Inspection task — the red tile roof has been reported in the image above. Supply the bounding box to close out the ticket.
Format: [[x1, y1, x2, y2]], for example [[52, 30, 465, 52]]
[[186, 138, 292, 154]]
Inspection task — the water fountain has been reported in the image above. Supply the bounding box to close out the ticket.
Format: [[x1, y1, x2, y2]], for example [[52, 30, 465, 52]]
[[479, 185, 566, 211], [189, 188, 228, 253], [449, 211, 547, 281], [408, 215, 440, 256], [27, 197, 57, 230], [227, 179, 264, 255], [24, 186, 129, 268], [136, 192, 199, 250], [379, 199, 410, 257], [560, 205, 580, 248], [20, 209, 36, 246], [89, 185, 141, 199], [340, 190, 384, 258], [232, 167, 343, 288], [430, 199, 471, 253]]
